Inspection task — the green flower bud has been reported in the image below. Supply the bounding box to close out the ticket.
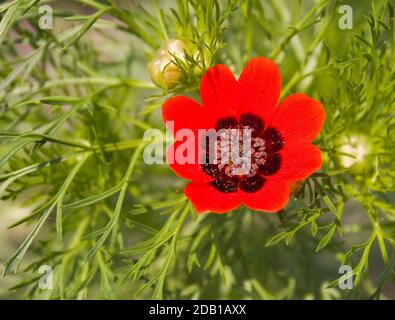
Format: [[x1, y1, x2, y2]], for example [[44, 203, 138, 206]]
[[148, 39, 189, 89], [337, 134, 373, 173]]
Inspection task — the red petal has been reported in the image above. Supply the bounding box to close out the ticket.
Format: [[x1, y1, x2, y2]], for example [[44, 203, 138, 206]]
[[163, 96, 213, 182], [271, 143, 322, 181], [162, 96, 213, 134], [167, 141, 211, 182], [240, 179, 289, 212], [184, 181, 241, 214], [238, 57, 281, 122], [270, 93, 325, 144], [200, 64, 239, 118]]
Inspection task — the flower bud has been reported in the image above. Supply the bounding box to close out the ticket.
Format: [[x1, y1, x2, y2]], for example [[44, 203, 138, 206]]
[[337, 135, 372, 173], [148, 39, 189, 89]]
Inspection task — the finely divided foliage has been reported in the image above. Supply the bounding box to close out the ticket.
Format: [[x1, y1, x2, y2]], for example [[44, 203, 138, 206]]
[[0, 0, 394, 299]]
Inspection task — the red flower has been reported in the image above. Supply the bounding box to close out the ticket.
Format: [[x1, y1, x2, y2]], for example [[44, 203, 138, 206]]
[[162, 57, 325, 214]]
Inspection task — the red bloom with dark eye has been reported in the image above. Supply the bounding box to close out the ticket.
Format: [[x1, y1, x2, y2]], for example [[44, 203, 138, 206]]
[[162, 57, 325, 214]]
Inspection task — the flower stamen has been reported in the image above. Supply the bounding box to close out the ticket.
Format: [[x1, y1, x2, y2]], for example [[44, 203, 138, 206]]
[[201, 113, 283, 193]]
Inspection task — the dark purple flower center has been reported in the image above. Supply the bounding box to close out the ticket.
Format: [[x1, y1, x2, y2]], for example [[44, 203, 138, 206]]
[[201, 113, 284, 193]]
